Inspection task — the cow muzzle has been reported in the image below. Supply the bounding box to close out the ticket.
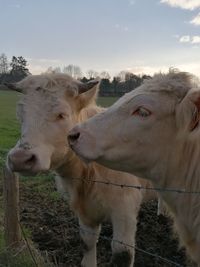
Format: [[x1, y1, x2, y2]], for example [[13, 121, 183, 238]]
[[8, 148, 39, 175], [68, 126, 103, 163]]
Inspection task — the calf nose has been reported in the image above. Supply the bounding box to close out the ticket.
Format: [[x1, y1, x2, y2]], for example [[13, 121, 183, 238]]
[[68, 128, 81, 146], [8, 148, 37, 172]]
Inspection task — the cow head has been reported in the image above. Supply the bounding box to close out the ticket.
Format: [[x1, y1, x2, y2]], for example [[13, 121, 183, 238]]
[[8, 74, 99, 175], [69, 70, 200, 180]]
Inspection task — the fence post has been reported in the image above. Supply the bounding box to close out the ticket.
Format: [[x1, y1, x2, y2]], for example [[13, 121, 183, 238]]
[[3, 165, 21, 247]]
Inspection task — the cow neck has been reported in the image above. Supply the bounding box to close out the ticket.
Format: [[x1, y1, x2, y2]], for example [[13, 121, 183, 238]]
[[166, 138, 200, 193], [153, 138, 200, 238], [56, 149, 95, 185]]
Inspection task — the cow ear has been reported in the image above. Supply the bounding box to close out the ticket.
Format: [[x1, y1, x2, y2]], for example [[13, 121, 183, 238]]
[[188, 90, 200, 131], [4, 82, 23, 93], [177, 89, 200, 132], [78, 80, 99, 94], [76, 80, 100, 109]]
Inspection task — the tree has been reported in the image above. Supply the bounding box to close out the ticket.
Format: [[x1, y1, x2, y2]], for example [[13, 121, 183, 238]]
[[10, 56, 30, 81], [100, 71, 111, 80], [99, 78, 112, 96], [112, 76, 121, 95], [63, 64, 82, 79], [0, 53, 9, 74], [45, 66, 54, 74], [117, 70, 127, 81], [124, 72, 142, 92], [141, 74, 152, 81], [81, 77, 89, 83], [86, 69, 99, 79]]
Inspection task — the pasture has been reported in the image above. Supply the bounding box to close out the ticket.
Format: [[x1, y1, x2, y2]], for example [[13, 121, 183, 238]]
[[0, 90, 190, 266]]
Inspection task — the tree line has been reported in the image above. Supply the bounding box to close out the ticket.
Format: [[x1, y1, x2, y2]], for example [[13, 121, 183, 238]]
[[0, 53, 151, 96], [0, 53, 30, 83], [46, 65, 152, 96]]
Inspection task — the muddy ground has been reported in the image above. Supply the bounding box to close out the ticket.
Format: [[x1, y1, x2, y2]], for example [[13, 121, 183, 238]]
[[19, 178, 194, 267]]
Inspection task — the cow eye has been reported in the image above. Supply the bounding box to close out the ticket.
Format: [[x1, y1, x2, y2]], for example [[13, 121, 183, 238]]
[[133, 107, 151, 118], [56, 113, 65, 120]]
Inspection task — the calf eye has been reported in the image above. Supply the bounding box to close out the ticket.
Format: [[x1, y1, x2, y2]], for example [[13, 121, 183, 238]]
[[133, 107, 151, 118], [56, 113, 65, 120]]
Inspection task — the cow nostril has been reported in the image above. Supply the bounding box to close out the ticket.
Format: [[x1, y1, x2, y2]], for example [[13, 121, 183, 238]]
[[25, 154, 36, 165], [68, 132, 80, 144]]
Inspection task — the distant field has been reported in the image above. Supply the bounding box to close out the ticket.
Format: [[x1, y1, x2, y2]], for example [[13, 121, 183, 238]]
[[97, 96, 118, 107], [0, 90, 117, 151], [0, 91, 20, 150]]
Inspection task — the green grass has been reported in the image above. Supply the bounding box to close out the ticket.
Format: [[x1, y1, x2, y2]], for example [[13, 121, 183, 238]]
[[97, 96, 118, 107], [0, 91, 20, 150]]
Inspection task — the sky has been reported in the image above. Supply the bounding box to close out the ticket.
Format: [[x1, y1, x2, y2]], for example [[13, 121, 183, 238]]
[[0, 0, 200, 77]]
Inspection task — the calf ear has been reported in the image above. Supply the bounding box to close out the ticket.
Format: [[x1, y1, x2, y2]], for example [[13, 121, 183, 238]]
[[177, 89, 200, 132], [76, 80, 100, 109], [78, 80, 99, 94]]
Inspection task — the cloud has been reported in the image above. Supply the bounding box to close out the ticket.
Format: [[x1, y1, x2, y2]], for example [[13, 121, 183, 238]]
[[191, 35, 200, 43], [179, 35, 200, 43], [179, 35, 191, 42], [160, 0, 200, 10], [190, 12, 200, 25]]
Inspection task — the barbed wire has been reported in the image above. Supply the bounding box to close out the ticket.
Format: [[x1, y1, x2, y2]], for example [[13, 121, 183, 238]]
[[72, 177, 200, 195]]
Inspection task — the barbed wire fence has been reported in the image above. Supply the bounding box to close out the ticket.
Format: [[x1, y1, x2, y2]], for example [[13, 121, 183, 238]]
[[72, 177, 200, 195], [3, 167, 199, 267]]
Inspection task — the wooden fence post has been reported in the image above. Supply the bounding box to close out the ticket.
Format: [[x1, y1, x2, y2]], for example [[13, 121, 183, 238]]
[[3, 165, 21, 248]]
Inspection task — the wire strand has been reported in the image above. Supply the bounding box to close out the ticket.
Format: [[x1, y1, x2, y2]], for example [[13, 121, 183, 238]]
[[72, 177, 200, 195]]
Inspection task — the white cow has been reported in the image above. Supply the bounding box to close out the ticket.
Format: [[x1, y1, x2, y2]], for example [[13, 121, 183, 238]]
[[69, 70, 200, 266], [7, 74, 155, 267]]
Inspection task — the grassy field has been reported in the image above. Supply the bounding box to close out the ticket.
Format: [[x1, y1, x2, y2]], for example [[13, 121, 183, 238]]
[[0, 91, 20, 150], [0, 90, 118, 267]]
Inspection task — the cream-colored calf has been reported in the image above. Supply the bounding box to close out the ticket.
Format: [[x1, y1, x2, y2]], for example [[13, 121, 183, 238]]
[[7, 74, 154, 267]]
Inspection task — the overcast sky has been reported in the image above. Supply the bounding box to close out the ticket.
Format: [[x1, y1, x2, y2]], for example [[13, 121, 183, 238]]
[[0, 0, 200, 76]]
